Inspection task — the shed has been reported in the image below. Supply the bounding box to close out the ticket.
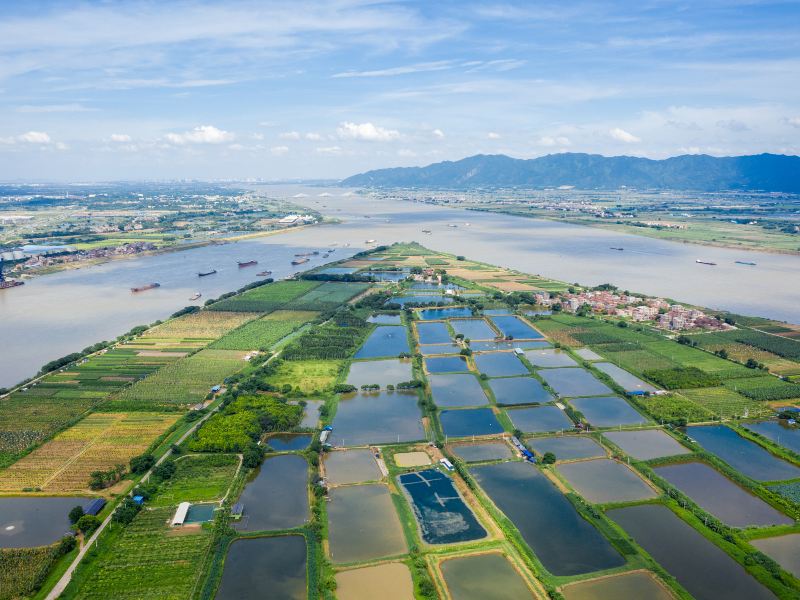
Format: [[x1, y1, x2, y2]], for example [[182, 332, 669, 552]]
[[231, 503, 244, 518], [132, 495, 144, 505], [83, 498, 106, 516], [171, 502, 191, 526]]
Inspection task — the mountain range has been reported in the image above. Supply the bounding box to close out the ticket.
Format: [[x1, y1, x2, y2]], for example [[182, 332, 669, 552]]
[[341, 152, 800, 192]]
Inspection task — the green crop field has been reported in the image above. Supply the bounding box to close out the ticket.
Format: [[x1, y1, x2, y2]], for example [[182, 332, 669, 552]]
[[112, 349, 247, 408], [282, 322, 372, 361], [291, 281, 371, 311], [148, 454, 239, 507], [424, 257, 448, 265], [638, 393, 714, 424], [208, 280, 320, 313], [723, 376, 800, 401], [0, 543, 66, 600], [68, 508, 212, 600], [140, 311, 258, 343], [210, 310, 318, 351], [678, 387, 773, 419], [266, 359, 345, 394]]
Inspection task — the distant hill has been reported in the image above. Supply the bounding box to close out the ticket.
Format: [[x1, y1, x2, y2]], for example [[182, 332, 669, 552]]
[[341, 152, 800, 192]]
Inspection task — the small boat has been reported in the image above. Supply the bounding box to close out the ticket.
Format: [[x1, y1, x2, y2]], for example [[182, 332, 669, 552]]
[[610, 247, 624, 251], [322, 253, 329, 258], [422, 229, 431, 234], [197, 269, 217, 277], [257, 270, 272, 277], [131, 283, 160, 293], [447, 224, 458, 228], [365, 239, 376, 244], [292, 257, 310, 265], [735, 261, 757, 266], [238, 260, 258, 268], [189, 292, 202, 301], [696, 259, 717, 266]]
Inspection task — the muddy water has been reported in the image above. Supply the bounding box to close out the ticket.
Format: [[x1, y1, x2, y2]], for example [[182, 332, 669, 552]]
[[335, 562, 414, 600], [441, 553, 535, 600]]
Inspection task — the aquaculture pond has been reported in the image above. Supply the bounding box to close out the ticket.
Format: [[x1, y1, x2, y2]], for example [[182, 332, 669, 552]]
[[425, 355, 471, 374], [419, 307, 473, 320], [440, 553, 535, 600], [419, 343, 461, 356], [388, 295, 454, 307], [410, 282, 465, 291], [527, 436, 605, 461], [415, 321, 452, 344], [346, 358, 412, 388], [524, 348, 578, 368], [603, 429, 690, 461], [471, 340, 550, 351], [296, 399, 323, 428], [488, 376, 553, 405], [751, 534, 800, 578], [483, 308, 512, 315], [215, 535, 306, 600], [235, 454, 308, 532], [327, 484, 407, 563], [367, 313, 402, 325], [449, 318, 497, 340], [318, 267, 359, 275], [608, 504, 775, 600], [399, 469, 486, 544], [743, 420, 800, 454], [562, 571, 674, 600], [367, 270, 409, 282], [473, 352, 529, 377], [507, 405, 573, 433], [336, 562, 414, 600], [593, 362, 657, 393], [538, 368, 614, 398], [451, 441, 513, 462], [488, 315, 543, 339], [653, 462, 791, 527], [470, 461, 624, 576], [574, 348, 602, 361], [0, 496, 89, 548], [557, 459, 657, 504], [569, 396, 649, 427], [687, 425, 800, 481], [440, 408, 504, 438], [266, 433, 311, 452], [324, 449, 382, 485], [331, 391, 424, 447], [354, 325, 410, 358], [429, 374, 488, 408], [185, 503, 216, 524]]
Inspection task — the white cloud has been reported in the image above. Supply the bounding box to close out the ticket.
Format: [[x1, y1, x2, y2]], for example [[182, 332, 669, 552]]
[[538, 135, 571, 146], [17, 103, 94, 113], [18, 131, 52, 144], [228, 143, 245, 151], [785, 117, 800, 128], [316, 145, 342, 155], [716, 119, 749, 132], [270, 145, 289, 156], [333, 61, 454, 78], [164, 125, 233, 145], [397, 148, 417, 157], [305, 132, 323, 141], [487, 132, 501, 139], [250, 132, 265, 141], [337, 122, 400, 142], [431, 128, 445, 139], [110, 133, 132, 142], [609, 127, 641, 143], [280, 131, 301, 140]]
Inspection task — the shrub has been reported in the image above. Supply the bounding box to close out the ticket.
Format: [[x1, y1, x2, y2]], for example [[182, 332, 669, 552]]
[[75, 515, 100, 535], [643, 367, 720, 389], [112, 498, 141, 525], [130, 454, 155, 474], [68, 505, 84, 524]]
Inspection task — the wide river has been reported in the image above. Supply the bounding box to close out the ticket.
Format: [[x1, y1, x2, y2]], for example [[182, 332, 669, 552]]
[[0, 185, 797, 388]]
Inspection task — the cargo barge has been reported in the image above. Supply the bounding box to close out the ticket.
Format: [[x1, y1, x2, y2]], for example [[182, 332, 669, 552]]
[[131, 283, 160, 293], [237, 260, 258, 268], [198, 269, 217, 277], [696, 259, 717, 266], [291, 257, 310, 266]]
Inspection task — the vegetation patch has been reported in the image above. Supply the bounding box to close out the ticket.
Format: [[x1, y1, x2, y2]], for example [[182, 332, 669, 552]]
[[148, 454, 239, 507], [643, 367, 720, 389], [678, 387, 773, 419], [208, 280, 320, 313], [143, 311, 258, 342], [210, 310, 318, 351], [723, 376, 800, 401], [282, 320, 372, 361], [769, 481, 800, 503], [0, 539, 74, 600], [291, 281, 371, 311], [265, 359, 344, 395], [638, 393, 713, 424]]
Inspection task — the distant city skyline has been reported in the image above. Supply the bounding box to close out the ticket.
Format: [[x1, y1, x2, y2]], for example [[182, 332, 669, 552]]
[[0, 0, 798, 180]]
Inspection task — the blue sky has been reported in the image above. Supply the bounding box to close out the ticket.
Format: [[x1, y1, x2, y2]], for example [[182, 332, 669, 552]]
[[0, 0, 798, 180]]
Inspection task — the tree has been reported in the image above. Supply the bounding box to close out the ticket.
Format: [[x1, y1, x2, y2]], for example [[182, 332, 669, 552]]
[[541, 452, 556, 465], [152, 461, 176, 481], [745, 358, 759, 369], [75, 515, 100, 535], [113, 498, 141, 525], [130, 454, 155, 474], [68, 505, 85, 524], [243, 445, 264, 469]]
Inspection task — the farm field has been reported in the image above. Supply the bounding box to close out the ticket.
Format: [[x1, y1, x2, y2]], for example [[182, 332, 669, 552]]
[[723, 376, 800, 401], [132, 311, 258, 349], [638, 392, 714, 424], [291, 281, 371, 311], [208, 280, 320, 312], [210, 310, 318, 351], [67, 507, 213, 600], [678, 387, 773, 419], [148, 454, 239, 507], [267, 359, 344, 394], [0, 412, 179, 492], [0, 543, 66, 600]]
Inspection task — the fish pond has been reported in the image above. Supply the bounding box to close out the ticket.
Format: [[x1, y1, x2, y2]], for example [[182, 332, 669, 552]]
[[569, 396, 649, 427], [318, 267, 359, 275], [593, 362, 657, 393], [539, 368, 614, 398], [266, 433, 311, 452], [562, 571, 674, 600], [524, 348, 578, 368], [527, 436, 605, 461], [354, 325, 410, 358], [507, 405, 573, 433], [324, 449, 382, 485], [440, 408, 504, 438], [557, 459, 657, 504], [419, 343, 461, 355], [425, 355, 471, 374], [470, 461, 624, 576], [574, 348, 603, 361], [387, 295, 453, 307], [215, 535, 307, 600], [440, 553, 535, 600], [687, 425, 800, 481], [603, 429, 689, 461], [471, 340, 551, 351], [654, 461, 791, 527], [336, 562, 414, 600], [488, 376, 553, 405], [451, 441, 513, 462], [185, 502, 216, 524], [399, 469, 486, 544], [346, 358, 412, 388], [367, 313, 402, 325], [743, 420, 800, 454], [419, 307, 473, 320], [327, 484, 407, 563], [608, 504, 775, 600], [751, 534, 800, 578], [429, 374, 488, 408], [488, 315, 543, 339], [449, 318, 497, 340], [473, 352, 530, 377], [0, 496, 89, 548], [331, 391, 423, 447], [415, 321, 452, 344], [235, 454, 308, 532], [296, 399, 323, 428]]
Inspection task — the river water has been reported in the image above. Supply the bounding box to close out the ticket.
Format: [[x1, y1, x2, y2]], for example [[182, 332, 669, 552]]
[[0, 184, 797, 388]]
